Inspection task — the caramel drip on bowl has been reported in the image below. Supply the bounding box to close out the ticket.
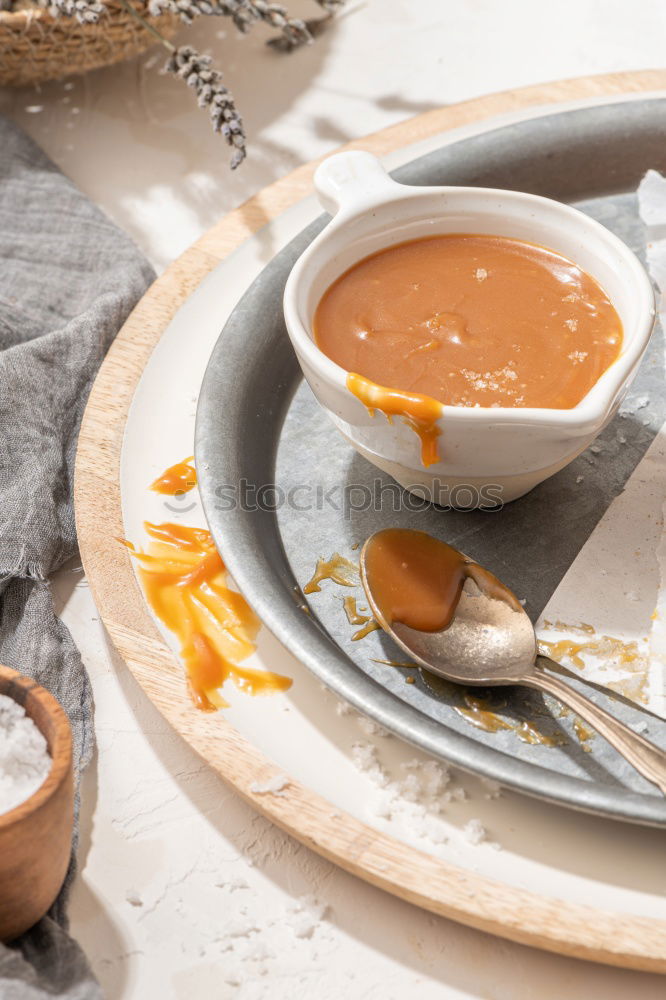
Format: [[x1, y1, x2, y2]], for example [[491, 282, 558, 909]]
[[125, 521, 291, 711], [346, 372, 443, 467]]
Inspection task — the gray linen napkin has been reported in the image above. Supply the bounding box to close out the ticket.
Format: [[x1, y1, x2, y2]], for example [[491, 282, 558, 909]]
[[0, 115, 155, 996]]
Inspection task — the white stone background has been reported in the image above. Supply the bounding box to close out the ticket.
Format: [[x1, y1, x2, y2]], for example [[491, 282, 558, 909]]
[[3, 1, 666, 996]]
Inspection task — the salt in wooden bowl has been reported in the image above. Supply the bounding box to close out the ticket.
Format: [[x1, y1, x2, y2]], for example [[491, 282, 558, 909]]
[[0, 665, 73, 941]]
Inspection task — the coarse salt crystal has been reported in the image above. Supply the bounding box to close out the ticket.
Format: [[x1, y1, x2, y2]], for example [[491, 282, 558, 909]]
[[463, 818, 487, 845], [481, 778, 501, 799], [357, 715, 389, 738], [351, 742, 389, 786], [249, 774, 289, 796], [567, 350, 587, 363], [286, 895, 329, 939]]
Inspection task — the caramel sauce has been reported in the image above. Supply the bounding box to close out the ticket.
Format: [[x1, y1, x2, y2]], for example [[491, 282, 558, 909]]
[[454, 692, 565, 745], [352, 619, 381, 641], [543, 619, 595, 635], [125, 522, 291, 711], [372, 658, 417, 668], [538, 638, 588, 669], [314, 234, 623, 414], [303, 554, 381, 643], [346, 372, 442, 466], [515, 719, 565, 747], [455, 694, 514, 734], [539, 623, 647, 705], [414, 672, 566, 745], [150, 456, 197, 495], [303, 553, 358, 594], [573, 716, 594, 750], [362, 528, 522, 632], [539, 635, 640, 670], [343, 596, 370, 625]]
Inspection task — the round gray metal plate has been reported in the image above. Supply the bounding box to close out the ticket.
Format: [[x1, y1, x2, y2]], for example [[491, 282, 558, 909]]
[[196, 98, 666, 826]]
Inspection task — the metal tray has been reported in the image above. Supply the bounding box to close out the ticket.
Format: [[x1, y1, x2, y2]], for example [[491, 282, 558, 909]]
[[196, 98, 666, 826]]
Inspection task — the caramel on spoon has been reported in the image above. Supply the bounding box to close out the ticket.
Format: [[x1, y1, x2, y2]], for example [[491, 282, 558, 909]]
[[360, 528, 666, 796]]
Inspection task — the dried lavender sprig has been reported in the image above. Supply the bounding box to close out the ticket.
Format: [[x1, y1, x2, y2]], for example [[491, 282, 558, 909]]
[[149, 0, 312, 48], [117, 0, 342, 166], [148, 0, 216, 26], [264, 0, 347, 51], [165, 45, 247, 169], [43, 0, 106, 23], [241, 1, 311, 47], [266, 11, 330, 50]]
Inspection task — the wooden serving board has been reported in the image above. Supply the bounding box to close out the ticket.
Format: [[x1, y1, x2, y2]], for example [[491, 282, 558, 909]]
[[75, 71, 666, 972]]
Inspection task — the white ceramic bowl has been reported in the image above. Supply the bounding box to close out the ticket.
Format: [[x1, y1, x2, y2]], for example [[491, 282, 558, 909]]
[[283, 151, 656, 505]]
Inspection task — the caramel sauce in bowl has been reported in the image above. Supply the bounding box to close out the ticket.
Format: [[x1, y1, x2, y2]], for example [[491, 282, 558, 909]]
[[283, 151, 655, 504]]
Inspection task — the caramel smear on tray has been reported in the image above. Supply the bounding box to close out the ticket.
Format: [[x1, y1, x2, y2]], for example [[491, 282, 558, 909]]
[[363, 528, 522, 632], [303, 553, 359, 594], [343, 596, 370, 626], [372, 659, 417, 668], [539, 634, 641, 670], [454, 691, 565, 746], [351, 620, 381, 641], [315, 234, 622, 415], [346, 372, 443, 467], [150, 456, 197, 495], [125, 522, 291, 711], [302, 556, 382, 642], [572, 716, 594, 751], [419, 674, 566, 747], [538, 621, 647, 705]]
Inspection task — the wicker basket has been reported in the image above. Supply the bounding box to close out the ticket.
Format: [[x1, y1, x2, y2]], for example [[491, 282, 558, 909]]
[[0, 2, 179, 87]]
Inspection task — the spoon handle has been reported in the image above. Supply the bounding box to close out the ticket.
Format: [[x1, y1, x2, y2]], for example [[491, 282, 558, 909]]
[[526, 656, 666, 796]]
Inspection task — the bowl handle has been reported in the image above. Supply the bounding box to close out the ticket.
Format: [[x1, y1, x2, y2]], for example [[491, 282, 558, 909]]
[[313, 151, 399, 216]]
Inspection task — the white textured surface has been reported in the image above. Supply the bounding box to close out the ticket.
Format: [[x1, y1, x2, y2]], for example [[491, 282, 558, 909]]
[[6, 1, 666, 996]]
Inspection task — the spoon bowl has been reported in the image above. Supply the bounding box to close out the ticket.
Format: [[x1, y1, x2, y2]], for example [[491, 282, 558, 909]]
[[385, 579, 537, 687], [360, 528, 666, 795]]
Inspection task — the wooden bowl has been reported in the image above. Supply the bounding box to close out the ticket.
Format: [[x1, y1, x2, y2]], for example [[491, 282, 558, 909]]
[[0, 665, 74, 941]]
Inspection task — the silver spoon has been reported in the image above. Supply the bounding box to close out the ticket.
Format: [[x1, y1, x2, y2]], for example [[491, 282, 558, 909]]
[[360, 529, 666, 795]]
